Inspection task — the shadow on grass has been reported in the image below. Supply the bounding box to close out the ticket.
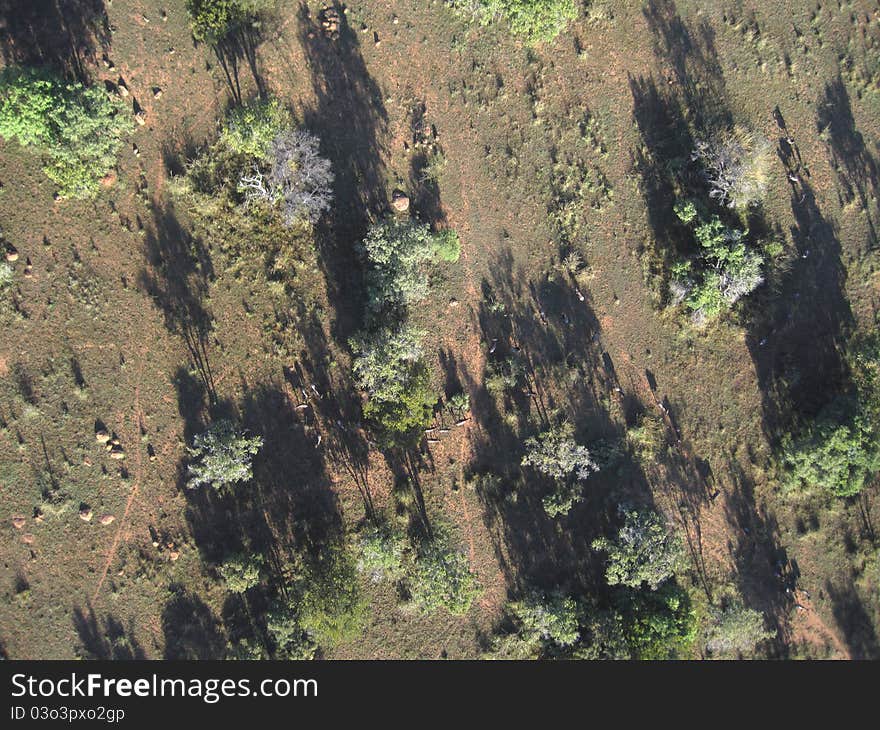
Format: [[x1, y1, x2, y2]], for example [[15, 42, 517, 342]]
[[73, 604, 146, 660], [0, 0, 108, 81]]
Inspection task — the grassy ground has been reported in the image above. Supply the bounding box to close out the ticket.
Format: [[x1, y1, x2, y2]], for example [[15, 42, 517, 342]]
[[0, 0, 877, 659]]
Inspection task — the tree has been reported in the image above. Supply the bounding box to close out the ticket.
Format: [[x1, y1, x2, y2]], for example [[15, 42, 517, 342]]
[[351, 325, 436, 448], [692, 126, 771, 209], [782, 403, 880, 498], [186, 420, 263, 490], [0, 67, 130, 199], [671, 200, 764, 325], [706, 603, 773, 657], [507, 591, 581, 648], [593, 507, 686, 590], [450, 0, 578, 44], [266, 129, 334, 225], [218, 553, 262, 593], [185, 0, 272, 43], [408, 538, 480, 615], [265, 601, 317, 660], [358, 217, 438, 319], [221, 97, 290, 160], [521, 423, 598, 517]]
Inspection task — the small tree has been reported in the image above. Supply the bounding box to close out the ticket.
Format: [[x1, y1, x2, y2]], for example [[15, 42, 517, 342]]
[[692, 126, 771, 210], [358, 218, 439, 319], [706, 603, 773, 657], [186, 419, 263, 490], [408, 538, 480, 616], [522, 423, 598, 517], [507, 591, 581, 648], [593, 507, 686, 590], [222, 97, 290, 160], [218, 552, 262, 593], [266, 129, 334, 226], [265, 601, 317, 660], [0, 67, 130, 199]]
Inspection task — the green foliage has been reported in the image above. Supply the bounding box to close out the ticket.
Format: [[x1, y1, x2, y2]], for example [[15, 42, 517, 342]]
[[186, 419, 263, 490], [408, 537, 480, 615], [507, 591, 581, 648], [265, 601, 317, 659], [359, 217, 439, 319], [220, 97, 290, 161], [296, 548, 367, 648], [0, 67, 130, 199], [351, 325, 436, 448], [627, 412, 666, 462], [522, 423, 598, 517], [619, 582, 697, 659], [706, 602, 773, 657], [670, 200, 764, 325], [185, 0, 271, 43], [593, 507, 686, 590], [0, 262, 13, 292], [782, 402, 880, 498], [433, 229, 462, 263], [454, 0, 578, 43], [356, 527, 407, 583], [218, 553, 262, 593]]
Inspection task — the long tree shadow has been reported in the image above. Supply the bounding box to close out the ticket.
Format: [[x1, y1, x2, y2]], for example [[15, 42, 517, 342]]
[[161, 585, 226, 660], [211, 20, 267, 104], [0, 0, 108, 81], [73, 604, 146, 660], [139, 201, 217, 404], [642, 0, 731, 137], [745, 173, 854, 438], [296, 2, 389, 342], [817, 76, 879, 252], [825, 578, 880, 659]]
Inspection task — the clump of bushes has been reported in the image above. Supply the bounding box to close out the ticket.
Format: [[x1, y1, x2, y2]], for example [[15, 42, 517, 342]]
[[0, 67, 130, 199], [186, 0, 272, 44], [782, 332, 880, 498], [449, 0, 578, 44], [354, 524, 481, 616], [592, 506, 686, 591], [350, 217, 460, 448], [669, 199, 764, 326]]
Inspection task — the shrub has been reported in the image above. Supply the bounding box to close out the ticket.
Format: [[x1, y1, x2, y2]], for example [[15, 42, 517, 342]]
[[296, 548, 367, 648], [627, 412, 666, 462], [265, 601, 317, 659], [218, 553, 262, 593], [450, 0, 578, 44], [358, 217, 439, 319], [221, 97, 290, 160], [692, 126, 772, 210], [782, 403, 880, 498], [356, 528, 407, 583], [433, 229, 461, 263], [186, 419, 263, 490], [706, 603, 773, 657], [185, 0, 272, 43], [0, 67, 130, 199], [671, 200, 764, 325], [0, 263, 13, 292], [621, 582, 697, 659], [507, 591, 581, 648], [408, 537, 480, 615], [593, 507, 686, 590]]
